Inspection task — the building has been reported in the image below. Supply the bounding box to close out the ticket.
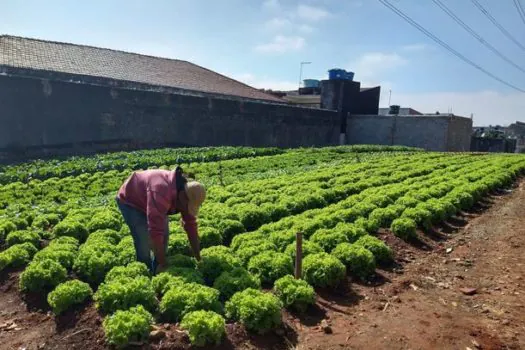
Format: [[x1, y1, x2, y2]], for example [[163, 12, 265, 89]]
[[280, 87, 380, 112], [0, 35, 473, 160], [378, 107, 423, 116]]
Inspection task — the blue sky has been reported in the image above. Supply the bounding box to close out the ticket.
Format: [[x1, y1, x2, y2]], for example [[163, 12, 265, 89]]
[[2, 0, 525, 125]]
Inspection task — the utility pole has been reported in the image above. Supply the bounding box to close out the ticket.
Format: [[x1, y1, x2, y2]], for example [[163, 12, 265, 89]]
[[298, 61, 311, 90], [388, 89, 392, 106]]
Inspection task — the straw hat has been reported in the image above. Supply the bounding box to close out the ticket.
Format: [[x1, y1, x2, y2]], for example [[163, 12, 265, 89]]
[[184, 181, 206, 217]]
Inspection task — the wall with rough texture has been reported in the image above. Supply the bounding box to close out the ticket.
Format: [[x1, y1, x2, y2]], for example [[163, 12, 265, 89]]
[[0, 74, 339, 160], [346, 115, 472, 151]]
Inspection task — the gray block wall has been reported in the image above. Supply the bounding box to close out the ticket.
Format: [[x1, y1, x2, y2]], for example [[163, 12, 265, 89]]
[[347, 115, 472, 151], [0, 74, 339, 160]]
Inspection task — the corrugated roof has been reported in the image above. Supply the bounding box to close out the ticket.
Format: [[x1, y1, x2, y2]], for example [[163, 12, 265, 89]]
[[0, 35, 283, 102]]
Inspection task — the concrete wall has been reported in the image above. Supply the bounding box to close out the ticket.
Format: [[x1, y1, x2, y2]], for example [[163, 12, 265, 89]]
[[470, 138, 517, 153], [0, 74, 339, 160], [346, 115, 472, 151]]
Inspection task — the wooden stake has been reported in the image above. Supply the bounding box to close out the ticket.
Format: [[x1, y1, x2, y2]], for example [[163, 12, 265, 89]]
[[295, 232, 303, 279]]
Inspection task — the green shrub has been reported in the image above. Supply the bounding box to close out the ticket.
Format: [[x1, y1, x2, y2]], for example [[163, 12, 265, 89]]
[[86, 229, 121, 245], [284, 240, 323, 261], [354, 217, 381, 234], [213, 267, 261, 301], [310, 229, 348, 252], [197, 246, 241, 284], [152, 273, 186, 295], [247, 251, 293, 284], [354, 235, 393, 265], [33, 246, 76, 269], [164, 267, 205, 286], [225, 288, 282, 333], [302, 253, 346, 288], [369, 207, 398, 228], [53, 221, 88, 242], [31, 216, 50, 231], [395, 196, 420, 208], [199, 227, 223, 248], [167, 254, 197, 269], [235, 241, 277, 265], [159, 283, 222, 322], [401, 207, 432, 230], [94, 276, 157, 314], [0, 243, 38, 269], [230, 232, 265, 251], [236, 204, 271, 231], [180, 310, 226, 347], [19, 259, 68, 293], [390, 218, 417, 240], [73, 241, 120, 285], [334, 222, 367, 243], [49, 236, 79, 249], [6, 230, 40, 247], [87, 211, 122, 232], [217, 219, 245, 244], [11, 217, 29, 230], [47, 279, 93, 314], [103, 305, 153, 347], [104, 262, 149, 283], [269, 231, 297, 252], [167, 234, 191, 256], [116, 236, 136, 265], [273, 275, 315, 312], [331, 243, 376, 280], [0, 219, 17, 241]]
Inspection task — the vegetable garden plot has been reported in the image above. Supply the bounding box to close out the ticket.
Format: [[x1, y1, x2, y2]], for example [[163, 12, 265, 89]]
[[1, 146, 524, 348]]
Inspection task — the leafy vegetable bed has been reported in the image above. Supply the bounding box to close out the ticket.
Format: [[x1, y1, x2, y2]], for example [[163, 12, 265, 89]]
[[1, 145, 524, 347]]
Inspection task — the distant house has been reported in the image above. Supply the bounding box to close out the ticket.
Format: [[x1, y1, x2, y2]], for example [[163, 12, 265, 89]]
[[378, 107, 423, 116]]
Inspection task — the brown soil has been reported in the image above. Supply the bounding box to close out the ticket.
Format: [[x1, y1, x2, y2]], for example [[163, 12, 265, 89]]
[[1, 181, 525, 350]]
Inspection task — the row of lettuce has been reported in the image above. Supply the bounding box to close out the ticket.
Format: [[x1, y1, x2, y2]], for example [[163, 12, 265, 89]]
[[0, 152, 524, 347], [0, 148, 405, 211], [0, 144, 421, 185]]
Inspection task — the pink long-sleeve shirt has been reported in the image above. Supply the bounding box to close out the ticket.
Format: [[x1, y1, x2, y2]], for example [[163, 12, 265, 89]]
[[117, 169, 198, 246]]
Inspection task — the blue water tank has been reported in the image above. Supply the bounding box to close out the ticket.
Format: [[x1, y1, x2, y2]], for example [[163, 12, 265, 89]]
[[303, 79, 320, 88], [345, 71, 355, 81], [328, 68, 347, 80]]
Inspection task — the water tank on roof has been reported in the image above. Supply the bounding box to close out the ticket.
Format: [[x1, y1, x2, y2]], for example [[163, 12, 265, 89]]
[[328, 69, 347, 80], [303, 79, 320, 88], [345, 71, 355, 81], [328, 68, 355, 81]]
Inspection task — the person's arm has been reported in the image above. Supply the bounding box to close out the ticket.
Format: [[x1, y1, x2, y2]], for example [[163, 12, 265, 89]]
[[146, 190, 170, 267], [181, 213, 201, 260]]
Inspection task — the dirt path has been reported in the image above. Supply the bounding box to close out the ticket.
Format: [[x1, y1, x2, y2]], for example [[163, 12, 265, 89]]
[[295, 180, 525, 350], [1, 181, 524, 350]]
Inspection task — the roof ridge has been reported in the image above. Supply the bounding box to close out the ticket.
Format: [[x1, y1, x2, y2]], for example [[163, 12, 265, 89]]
[[0, 34, 284, 102], [0, 34, 192, 65]]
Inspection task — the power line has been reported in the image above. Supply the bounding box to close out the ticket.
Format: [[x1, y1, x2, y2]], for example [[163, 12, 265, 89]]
[[514, 0, 525, 25], [377, 0, 525, 92], [470, 0, 525, 52], [431, 0, 525, 74]]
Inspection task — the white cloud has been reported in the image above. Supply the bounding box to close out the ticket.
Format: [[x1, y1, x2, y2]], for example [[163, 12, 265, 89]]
[[262, 0, 281, 11], [233, 73, 297, 91], [349, 52, 408, 80], [254, 35, 306, 54], [297, 4, 331, 21], [389, 90, 525, 125], [298, 24, 315, 33], [264, 17, 292, 31]]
